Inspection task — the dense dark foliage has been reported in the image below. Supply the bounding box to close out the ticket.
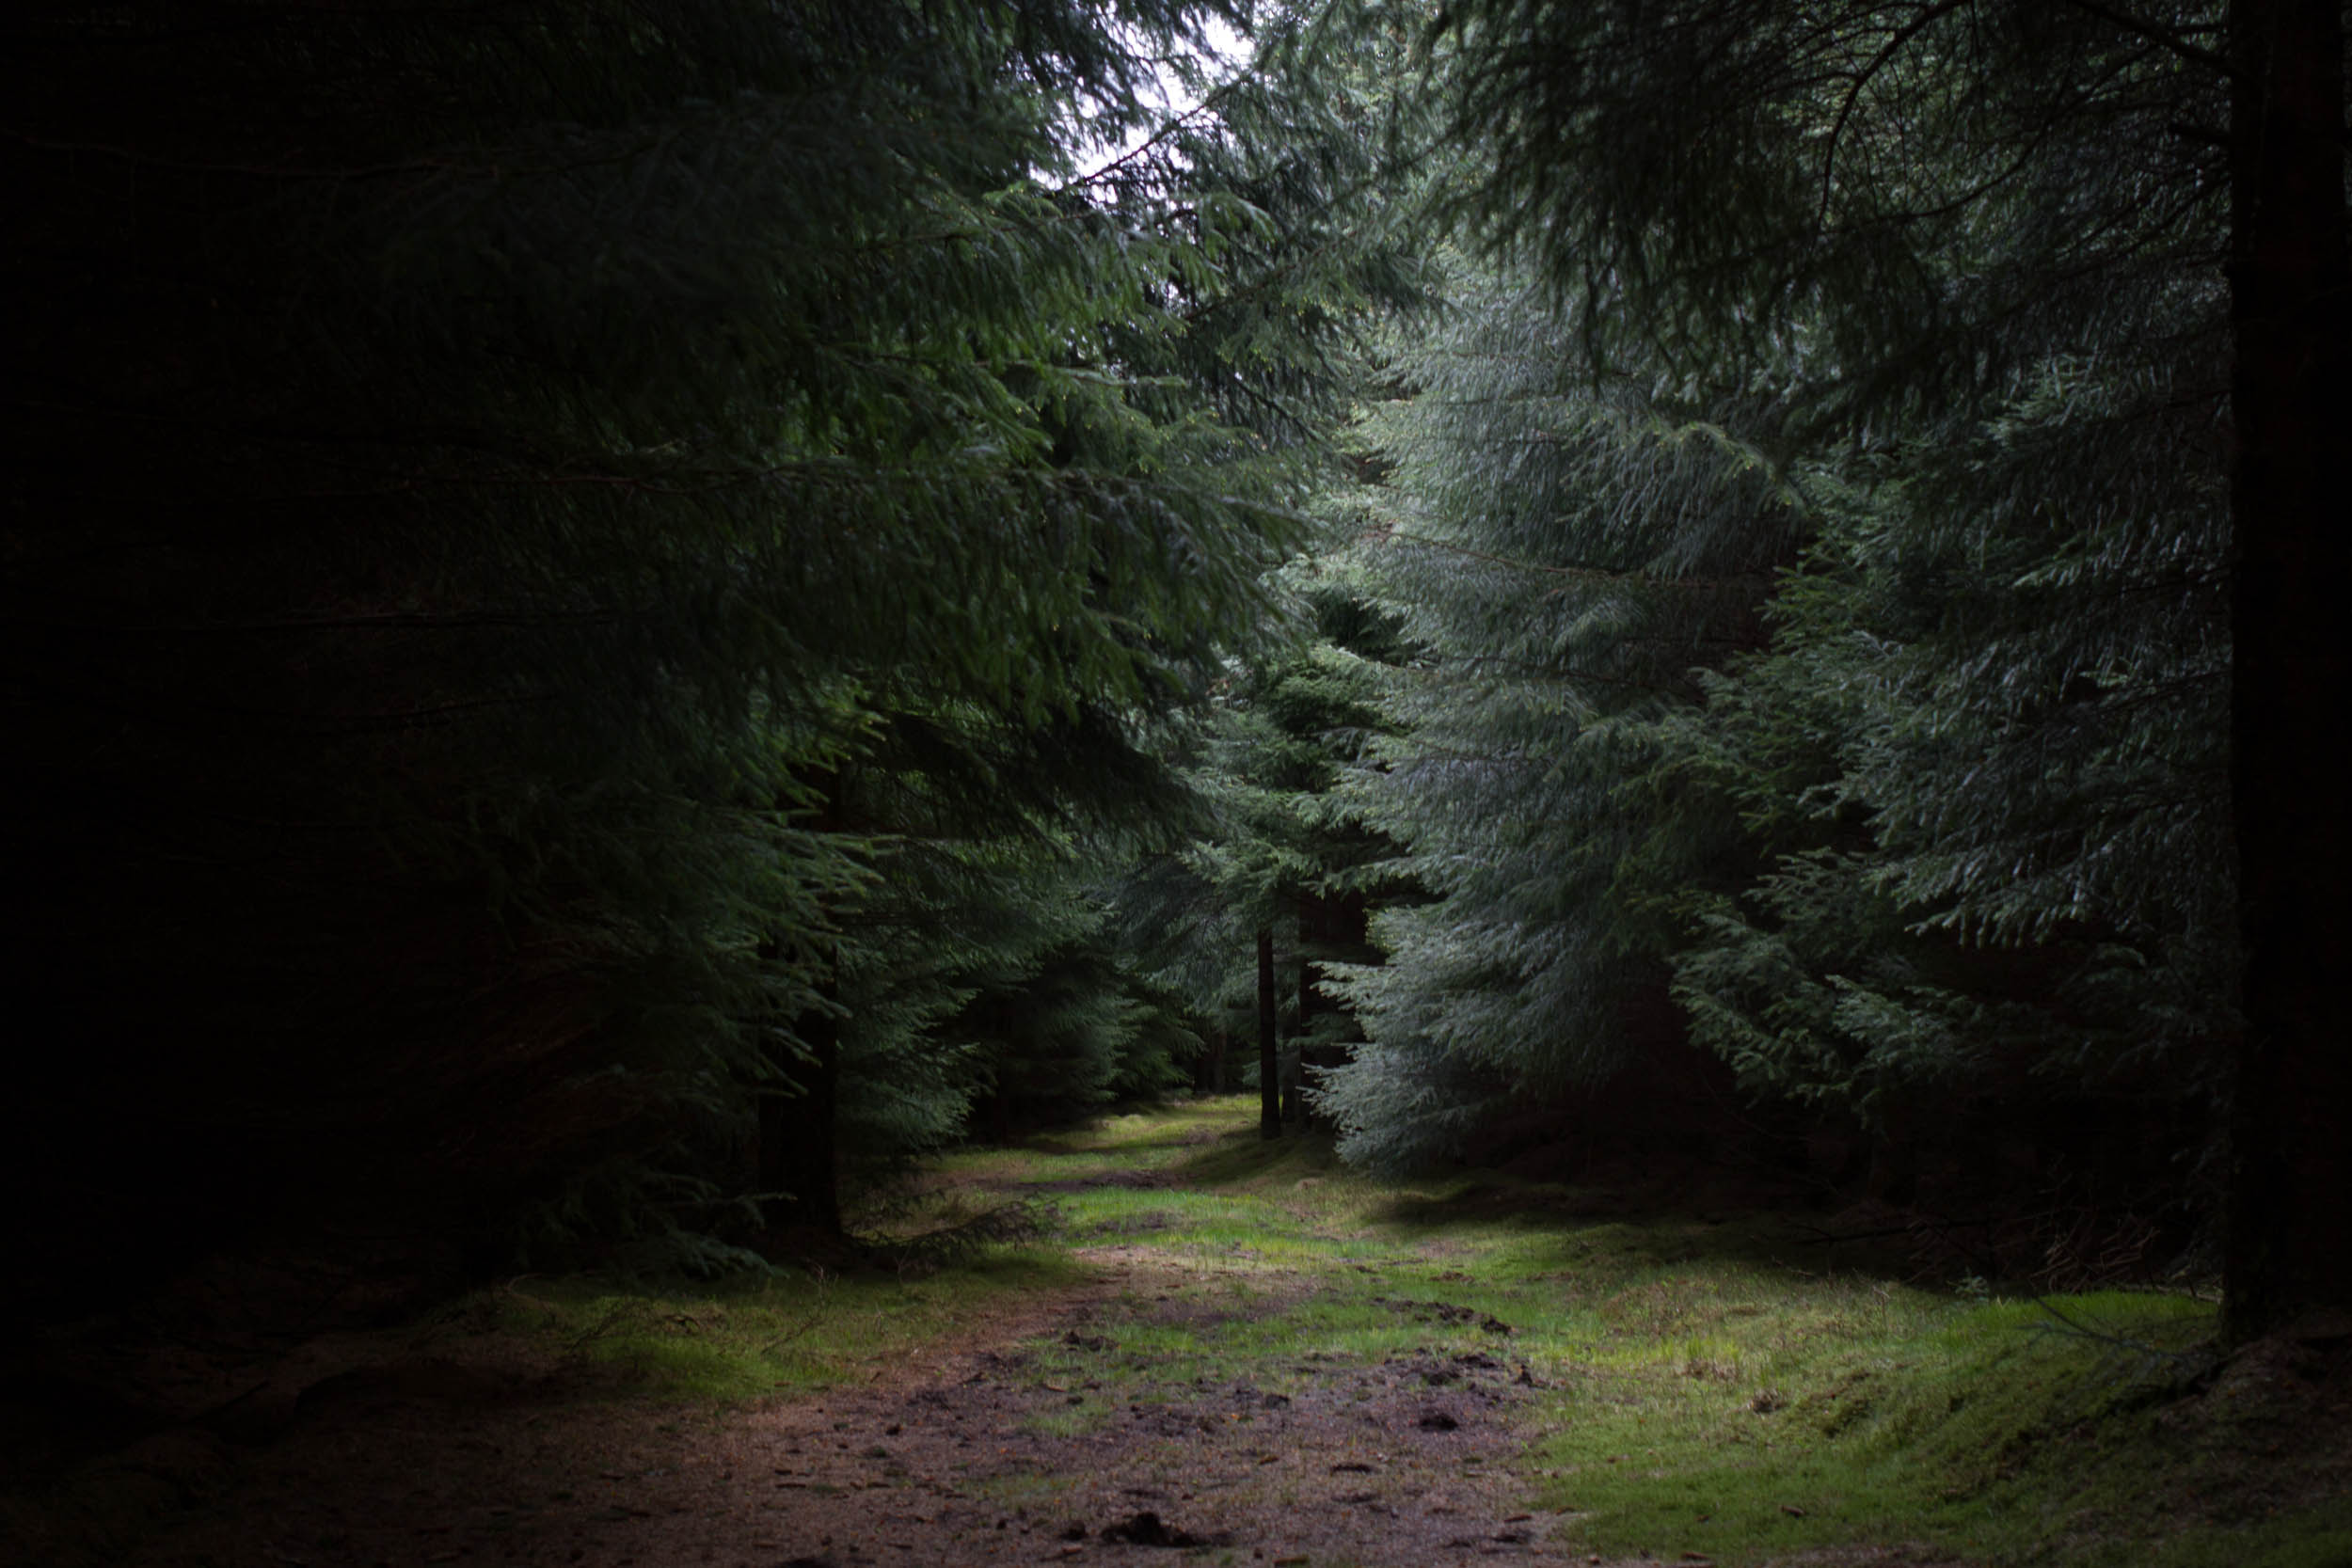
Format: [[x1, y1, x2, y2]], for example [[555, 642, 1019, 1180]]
[[5, 0, 2342, 1339], [1313, 0, 2344, 1332], [1, 0, 1412, 1295]]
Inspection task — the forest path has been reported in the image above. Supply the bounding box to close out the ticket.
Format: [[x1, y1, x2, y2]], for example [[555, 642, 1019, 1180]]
[[114, 1105, 1637, 1568], [93, 1101, 2012, 1568]]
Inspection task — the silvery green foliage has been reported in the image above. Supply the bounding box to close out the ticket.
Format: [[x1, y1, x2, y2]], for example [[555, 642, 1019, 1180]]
[[1310, 0, 2235, 1166], [1312, 274, 1803, 1169], [1322, 290, 2232, 1158]]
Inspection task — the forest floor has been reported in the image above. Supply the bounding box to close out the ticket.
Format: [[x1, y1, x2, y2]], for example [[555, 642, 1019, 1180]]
[[9, 1099, 2351, 1568]]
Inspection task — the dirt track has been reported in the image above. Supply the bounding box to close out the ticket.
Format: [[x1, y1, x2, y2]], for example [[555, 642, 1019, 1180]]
[[12, 1108, 2022, 1568], [98, 1243, 1652, 1568]]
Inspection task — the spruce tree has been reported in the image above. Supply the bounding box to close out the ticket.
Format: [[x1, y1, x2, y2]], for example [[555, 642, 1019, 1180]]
[[1, 0, 1403, 1283], [1315, 267, 1799, 1171], [1405, 0, 2343, 1328]]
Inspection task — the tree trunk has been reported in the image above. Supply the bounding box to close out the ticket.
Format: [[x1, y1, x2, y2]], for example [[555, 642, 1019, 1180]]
[[1205, 1026, 1228, 1094], [759, 986, 843, 1237], [1298, 906, 1314, 1035], [760, 767, 848, 1239], [1258, 926, 1280, 1139], [1283, 905, 1312, 1123], [2222, 0, 2352, 1342]]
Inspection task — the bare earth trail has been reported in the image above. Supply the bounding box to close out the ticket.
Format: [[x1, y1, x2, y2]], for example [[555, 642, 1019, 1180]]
[[81, 1105, 2000, 1568], [116, 1221, 1631, 1568]]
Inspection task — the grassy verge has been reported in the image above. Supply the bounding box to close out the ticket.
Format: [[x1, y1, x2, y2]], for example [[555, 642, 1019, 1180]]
[[435, 1246, 1084, 1402]]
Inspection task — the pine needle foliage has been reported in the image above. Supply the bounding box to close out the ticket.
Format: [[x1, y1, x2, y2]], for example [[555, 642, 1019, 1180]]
[[1315, 270, 1802, 1170], [1311, 0, 2237, 1172], [2, 0, 1414, 1279]]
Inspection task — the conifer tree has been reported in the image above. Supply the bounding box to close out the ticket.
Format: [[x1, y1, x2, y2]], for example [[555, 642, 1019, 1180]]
[[1126, 578, 1412, 1140], [1394, 0, 2343, 1329], [1315, 268, 1799, 1170], [1, 0, 1407, 1280], [2216, 0, 2351, 1343]]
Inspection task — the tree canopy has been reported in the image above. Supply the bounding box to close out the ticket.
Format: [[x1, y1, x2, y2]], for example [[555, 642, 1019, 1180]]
[[5, 0, 2343, 1339]]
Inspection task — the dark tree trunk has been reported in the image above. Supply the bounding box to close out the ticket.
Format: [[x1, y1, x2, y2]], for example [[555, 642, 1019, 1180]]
[[760, 768, 848, 1239], [1295, 890, 1365, 1132], [1258, 926, 1280, 1139], [1298, 912, 1315, 1029], [1205, 1026, 1228, 1094], [759, 986, 843, 1237], [2222, 0, 2352, 1343], [1283, 905, 1312, 1123]]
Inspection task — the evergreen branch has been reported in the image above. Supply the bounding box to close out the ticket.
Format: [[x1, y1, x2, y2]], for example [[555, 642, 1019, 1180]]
[[1818, 0, 1973, 228], [1359, 525, 1773, 591], [1057, 80, 1243, 195], [2053, 0, 2238, 83], [1454, 657, 1693, 694], [1832, 109, 2069, 231]]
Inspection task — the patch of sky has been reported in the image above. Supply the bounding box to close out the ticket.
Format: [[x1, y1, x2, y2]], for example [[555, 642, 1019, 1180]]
[[1056, 13, 1248, 187]]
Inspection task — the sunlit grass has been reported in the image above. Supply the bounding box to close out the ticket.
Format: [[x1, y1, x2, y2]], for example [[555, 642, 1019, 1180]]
[[1521, 1288, 2220, 1564]]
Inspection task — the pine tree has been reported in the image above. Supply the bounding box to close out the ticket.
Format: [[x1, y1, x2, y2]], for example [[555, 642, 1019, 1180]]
[[1402, 0, 2344, 1327], [1313, 266, 1800, 1170], [1121, 577, 1414, 1139], [0, 0, 1400, 1282]]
